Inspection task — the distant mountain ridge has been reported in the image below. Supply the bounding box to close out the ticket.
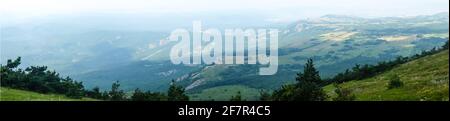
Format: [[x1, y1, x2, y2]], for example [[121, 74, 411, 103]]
[[2, 13, 448, 95]]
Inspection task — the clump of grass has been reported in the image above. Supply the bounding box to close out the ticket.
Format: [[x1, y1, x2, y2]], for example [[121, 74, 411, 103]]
[[387, 74, 403, 89], [332, 83, 356, 101]]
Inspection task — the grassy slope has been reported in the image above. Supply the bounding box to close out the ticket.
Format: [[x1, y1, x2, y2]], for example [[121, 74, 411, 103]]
[[0, 87, 97, 101], [188, 85, 262, 101], [324, 50, 449, 101]]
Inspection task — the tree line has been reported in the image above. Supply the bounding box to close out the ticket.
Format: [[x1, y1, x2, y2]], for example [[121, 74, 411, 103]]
[[256, 40, 448, 101], [324, 40, 449, 85], [0, 59, 189, 101], [1, 58, 85, 98]]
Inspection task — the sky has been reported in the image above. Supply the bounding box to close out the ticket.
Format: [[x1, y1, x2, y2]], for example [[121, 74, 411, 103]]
[[1, 0, 449, 23]]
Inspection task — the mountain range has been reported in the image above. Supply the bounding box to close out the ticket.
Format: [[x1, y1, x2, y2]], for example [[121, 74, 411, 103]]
[[1, 13, 448, 100]]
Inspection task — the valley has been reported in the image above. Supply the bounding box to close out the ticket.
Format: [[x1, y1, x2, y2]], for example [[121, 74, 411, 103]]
[[1, 13, 449, 101]]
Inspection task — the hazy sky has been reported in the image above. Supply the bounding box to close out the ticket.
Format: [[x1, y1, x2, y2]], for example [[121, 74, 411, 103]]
[[1, 0, 449, 22]]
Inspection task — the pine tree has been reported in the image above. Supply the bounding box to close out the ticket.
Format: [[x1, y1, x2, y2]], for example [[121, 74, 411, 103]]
[[66, 80, 85, 99], [131, 88, 146, 101], [6, 57, 21, 69], [167, 80, 189, 101], [296, 59, 321, 83], [294, 59, 327, 101], [101, 91, 110, 100], [272, 58, 327, 101], [109, 81, 125, 101], [86, 86, 103, 99]]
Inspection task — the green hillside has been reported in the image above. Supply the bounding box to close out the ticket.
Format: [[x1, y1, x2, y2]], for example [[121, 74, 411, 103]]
[[324, 50, 449, 101], [188, 85, 262, 101], [0, 87, 97, 101]]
